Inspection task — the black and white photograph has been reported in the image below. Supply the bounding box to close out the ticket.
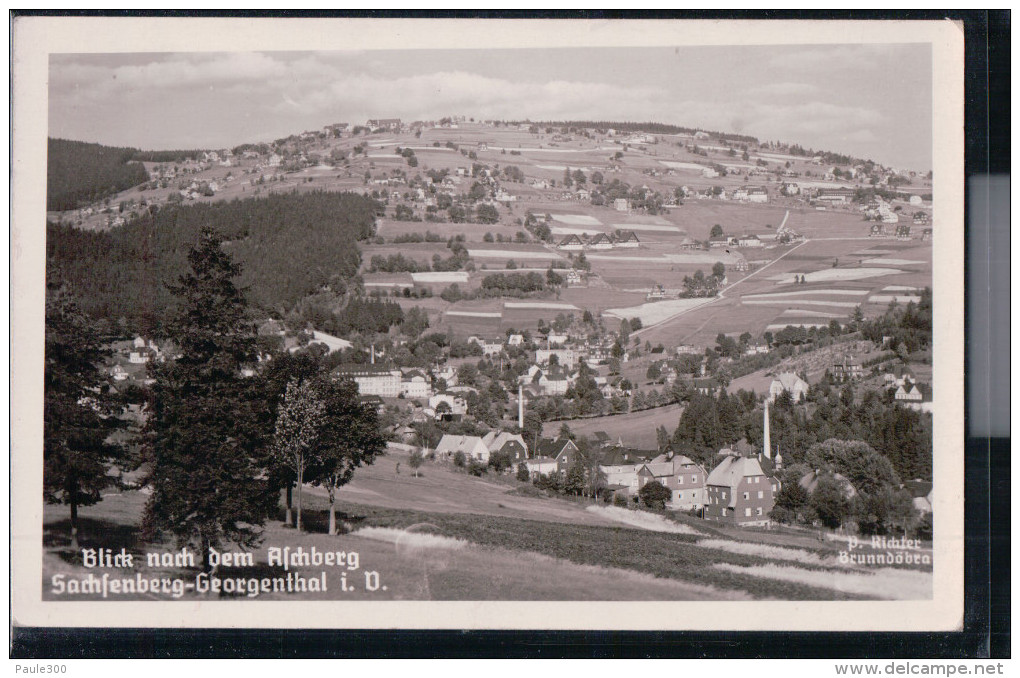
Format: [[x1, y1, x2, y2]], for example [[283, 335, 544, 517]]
[[12, 16, 966, 632]]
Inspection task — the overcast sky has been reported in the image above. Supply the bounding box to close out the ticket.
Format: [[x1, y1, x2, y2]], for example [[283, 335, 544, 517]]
[[49, 44, 932, 170]]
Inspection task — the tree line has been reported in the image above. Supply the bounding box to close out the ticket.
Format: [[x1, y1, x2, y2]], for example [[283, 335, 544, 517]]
[[671, 384, 932, 484], [48, 138, 150, 211], [47, 191, 382, 334]]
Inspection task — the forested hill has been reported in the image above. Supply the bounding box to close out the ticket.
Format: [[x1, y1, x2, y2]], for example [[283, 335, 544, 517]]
[[47, 138, 151, 211], [47, 191, 383, 332]]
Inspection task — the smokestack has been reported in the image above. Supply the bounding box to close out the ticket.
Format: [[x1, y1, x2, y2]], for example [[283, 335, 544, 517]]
[[371, 344, 375, 365], [518, 383, 525, 429], [763, 399, 771, 460]]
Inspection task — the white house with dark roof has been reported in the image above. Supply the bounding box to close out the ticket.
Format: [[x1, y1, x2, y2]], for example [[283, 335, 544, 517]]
[[614, 230, 640, 248], [435, 434, 490, 463], [557, 234, 584, 251], [481, 431, 529, 464], [769, 372, 809, 403], [525, 456, 559, 478], [587, 232, 615, 250], [400, 369, 432, 399]]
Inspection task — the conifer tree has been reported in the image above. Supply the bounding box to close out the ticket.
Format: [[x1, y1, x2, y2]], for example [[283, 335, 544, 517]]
[[44, 270, 125, 552], [142, 229, 277, 568]]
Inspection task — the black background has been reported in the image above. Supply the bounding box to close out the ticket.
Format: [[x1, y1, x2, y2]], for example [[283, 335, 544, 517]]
[[10, 8, 1010, 659]]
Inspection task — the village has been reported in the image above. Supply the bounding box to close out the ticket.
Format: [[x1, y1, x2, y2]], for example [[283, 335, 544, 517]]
[[45, 113, 936, 603]]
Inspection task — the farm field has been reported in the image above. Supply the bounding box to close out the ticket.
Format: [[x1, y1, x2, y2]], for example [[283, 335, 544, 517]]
[[544, 403, 686, 449], [375, 219, 524, 242]]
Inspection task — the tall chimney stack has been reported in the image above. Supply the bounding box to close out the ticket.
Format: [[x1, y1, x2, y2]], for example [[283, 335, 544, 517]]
[[518, 383, 525, 429], [763, 399, 772, 460]]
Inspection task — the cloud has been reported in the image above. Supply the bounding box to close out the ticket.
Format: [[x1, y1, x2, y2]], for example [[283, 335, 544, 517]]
[[47, 49, 926, 168], [746, 82, 819, 99]]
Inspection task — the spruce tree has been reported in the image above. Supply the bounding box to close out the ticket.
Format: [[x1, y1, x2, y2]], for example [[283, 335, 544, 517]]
[[44, 271, 125, 552], [142, 229, 276, 568]]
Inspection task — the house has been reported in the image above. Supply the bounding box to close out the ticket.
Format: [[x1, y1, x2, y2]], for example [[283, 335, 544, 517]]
[[921, 228, 932, 241], [435, 434, 490, 463], [732, 187, 749, 201], [647, 284, 667, 300], [747, 186, 769, 203], [557, 234, 585, 251], [913, 212, 930, 225], [528, 366, 571, 396], [302, 330, 352, 354], [903, 479, 933, 515], [613, 198, 630, 212], [598, 446, 655, 497], [870, 223, 885, 237], [737, 234, 763, 248], [545, 333, 569, 346], [367, 118, 401, 131], [110, 364, 128, 381], [614, 230, 640, 248], [832, 354, 864, 383], [896, 224, 912, 240], [704, 454, 776, 526], [909, 194, 923, 205], [587, 232, 615, 250], [429, 392, 467, 416], [709, 236, 730, 248], [128, 346, 157, 364], [769, 372, 808, 403], [639, 451, 707, 509], [506, 334, 525, 347], [435, 365, 458, 386], [536, 437, 580, 474], [400, 369, 432, 399], [535, 348, 576, 369], [525, 456, 559, 478], [481, 431, 529, 464], [337, 364, 402, 398], [894, 381, 924, 402], [359, 395, 385, 414], [733, 257, 750, 272], [702, 168, 719, 178], [692, 378, 719, 396], [815, 188, 855, 204]]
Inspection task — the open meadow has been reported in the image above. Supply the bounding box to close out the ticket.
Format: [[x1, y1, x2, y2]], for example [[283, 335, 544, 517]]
[[43, 445, 931, 602]]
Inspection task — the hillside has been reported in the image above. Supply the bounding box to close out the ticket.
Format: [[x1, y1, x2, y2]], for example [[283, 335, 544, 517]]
[[47, 191, 382, 331], [47, 138, 151, 211]]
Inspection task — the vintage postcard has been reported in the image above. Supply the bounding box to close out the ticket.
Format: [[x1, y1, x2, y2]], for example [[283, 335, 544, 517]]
[[12, 16, 965, 631]]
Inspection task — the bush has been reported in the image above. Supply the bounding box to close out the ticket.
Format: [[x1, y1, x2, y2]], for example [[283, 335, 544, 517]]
[[467, 459, 488, 476], [489, 449, 513, 473], [516, 463, 531, 482], [453, 450, 466, 467], [639, 481, 672, 509], [612, 493, 628, 507]]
